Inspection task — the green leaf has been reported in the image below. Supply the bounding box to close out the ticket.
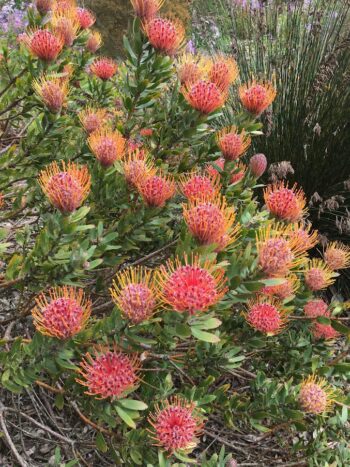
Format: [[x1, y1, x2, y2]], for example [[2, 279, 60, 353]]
[[316, 316, 331, 325], [116, 406, 136, 429], [95, 432, 108, 453], [118, 399, 148, 411], [191, 327, 220, 343], [192, 318, 222, 330], [54, 393, 64, 410], [261, 278, 286, 286], [283, 408, 304, 420], [331, 320, 350, 336]]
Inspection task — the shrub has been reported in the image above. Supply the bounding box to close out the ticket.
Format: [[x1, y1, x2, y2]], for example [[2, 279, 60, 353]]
[[0, 1, 349, 465]]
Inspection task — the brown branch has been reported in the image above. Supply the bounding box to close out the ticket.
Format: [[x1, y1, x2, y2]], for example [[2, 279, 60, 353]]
[[35, 380, 64, 394]]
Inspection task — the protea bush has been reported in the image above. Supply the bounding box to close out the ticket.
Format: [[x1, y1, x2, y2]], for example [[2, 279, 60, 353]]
[[0, 1, 349, 465]]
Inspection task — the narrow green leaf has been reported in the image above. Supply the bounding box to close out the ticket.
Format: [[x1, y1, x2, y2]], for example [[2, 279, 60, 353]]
[[116, 406, 136, 429], [191, 327, 220, 343]]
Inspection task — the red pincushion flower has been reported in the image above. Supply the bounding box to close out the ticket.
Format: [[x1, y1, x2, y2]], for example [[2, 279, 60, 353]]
[[206, 157, 225, 177], [88, 128, 126, 167], [86, 31, 102, 53], [304, 259, 336, 291], [144, 17, 185, 55], [77, 347, 140, 399], [39, 161, 90, 213], [178, 171, 221, 202], [79, 107, 108, 134], [90, 57, 118, 80], [24, 29, 64, 61], [239, 80, 276, 115], [209, 56, 238, 91], [182, 80, 227, 114], [137, 172, 175, 207], [304, 299, 328, 318], [140, 128, 153, 137], [230, 162, 246, 184], [288, 222, 318, 253], [312, 322, 339, 340], [33, 74, 69, 113], [324, 241, 350, 271], [52, 10, 80, 47], [32, 286, 91, 339], [299, 376, 335, 414], [261, 274, 299, 300], [217, 126, 251, 161], [177, 53, 209, 86], [76, 8, 96, 29], [156, 255, 227, 314], [122, 150, 155, 187], [110, 266, 158, 324], [264, 181, 306, 222], [246, 297, 287, 335], [148, 396, 203, 454], [249, 153, 267, 178], [35, 0, 54, 14]]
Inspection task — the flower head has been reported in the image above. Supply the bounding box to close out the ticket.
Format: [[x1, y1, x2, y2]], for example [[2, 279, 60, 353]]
[[23, 29, 64, 61], [86, 31, 102, 53], [33, 74, 69, 113], [264, 182, 306, 222], [304, 259, 336, 291], [324, 242, 350, 271], [76, 7, 96, 29], [249, 153, 267, 178], [288, 222, 318, 253], [312, 322, 339, 340], [144, 17, 185, 55], [299, 376, 336, 414], [206, 157, 225, 178], [90, 57, 118, 80], [177, 53, 209, 86], [140, 128, 153, 137], [54, 0, 77, 12], [77, 347, 140, 399], [209, 56, 238, 91], [217, 127, 251, 161], [51, 10, 80, 47], [182, 80, 227, 114], [156, 255, 227, 314], [131, 0, 164, 21], [35, 0, 54, 14], [137, 172, 175, 207], [122, 150, 156, 186], [39, 161, 91, 213], [239, 79, 276, 115], [110, 267, 158, 323], [246, 297, 287, 335], [230, 162, 246, 184], [32, 286, 91, 339], [261, 274, 300, 300], [178, 171, 221, 202], [88, 128, 125, 167], [304, 299, 328, 318], [148, 396, 203, 454], [78, 107, 108, 134]]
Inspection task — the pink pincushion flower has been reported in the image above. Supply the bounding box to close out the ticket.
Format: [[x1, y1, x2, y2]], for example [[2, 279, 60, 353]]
[[249, 153, 267, 178], [182, 80, 227, 114], [246, 298, 287, 335], [131, 0, 164, 21], [86, 31, 102, 53], [209, 56, 238, 91], [239, 80, 276, 115], [35, 0, 54, 14], [206, 157, 225, 178], [261, 275, 299, 299], [304, 259, 336, 291], [90, 57, 118, 80], [144, 17, 185, 55], [76, 8, 96, 29], [88, 128, 126, 167], [324, 242, 350, 271], [264, 181, 306, 222], [217, 127, 251, 161], [23, 29, 64, 61], [304, 299, 328, 318], [33, 74, 69, 113], [179, 172, 221, 202], [299, 376, 335, 414], [79, 107, 108, 134], [137, 173, 175, 207]]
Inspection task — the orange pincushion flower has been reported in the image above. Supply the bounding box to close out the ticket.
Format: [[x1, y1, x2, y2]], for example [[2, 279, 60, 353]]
[[209, 56, 238, 91], [90, 57, 118, 80], [33, 74, 69, 113], [288, 222, 318, 253], [88, 128, 126, 167], [144, 17, 185, 55], [299, 376, 336, 414], [261, 274, 300, 300], [77, 346, 140, 399], [246, 297, 287, 336], [230, 162, 246, 184], [23, 29, 64, 61], [304, 259, 336, 291], [110, 267, 158, 324], [122, 150, 156, 186], [51, 10, 80, 47], [131, 0, 164, 21], [178, 171, 221, 202], [76, 7, 96, 29], [39, 161, 91, 213], [182, 80, 227, 114], [206, 157, 225, 177], [78, 107, 108, 134], [137, 172, 175, 207], [32, 286, 91, 339], [217, 127, 251, 161], [148, 396, 203, 454], [86, 31, 102, 53], [177, 53, 209, 86], [183, 196, 239, 247], [324, 241, 350, 271], [264, 182, 306, 222], [156, 255, 227, 314], [35, 0, 54, 14], [239, 79, 276, 115]]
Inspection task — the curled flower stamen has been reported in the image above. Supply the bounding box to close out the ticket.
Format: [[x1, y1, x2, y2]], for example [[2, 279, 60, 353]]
[[288, 222, 318, 253]]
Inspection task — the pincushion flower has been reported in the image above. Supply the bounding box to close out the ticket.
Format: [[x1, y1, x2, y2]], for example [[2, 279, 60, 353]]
[[206, 157, 225, 177], [51, 10, 80, 47], [122, 150, 156, 186], [23, 29, 64, 61], [140, 128, 153, 137], [148, 396, 203, 454], [177, 53, 209, 86], [217, 127, 251, 161], [183, 196, 238, 247], [32, 286, 91, 339], [33, 74, 69, 113], [264, 181, 306, 222], [304, 299, 328, 318], [78, 107, 108, 134], [230, 162, 246, 184], [90, 57, 118, 80], [261, 274, 300, 300], [182, 80, 227, 114], [86, 31, 102, 53], [299, 376, 336, 414], [39, 161, 91, 213], [131, 0, 164, 21], [76, 7, 95, 29], [156, 255, 227, 314], [324, 241, 350, 271], [209, 56, 238, 91], [110, 267, 158, 323], [35, 0, 54, 14], [239, 79, 276, 115], [178, 171, 221, 202], [304, 259, 336, 291], [312, 322, 339, 340], [246, 297, 287, 335], [144, 17, 185, 55], [137, 172, 175, 207], [288, 222, 318, 252], [77, 347, 140, 399], [88, 128, 126, 167], [249, 153, 267, 178]]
